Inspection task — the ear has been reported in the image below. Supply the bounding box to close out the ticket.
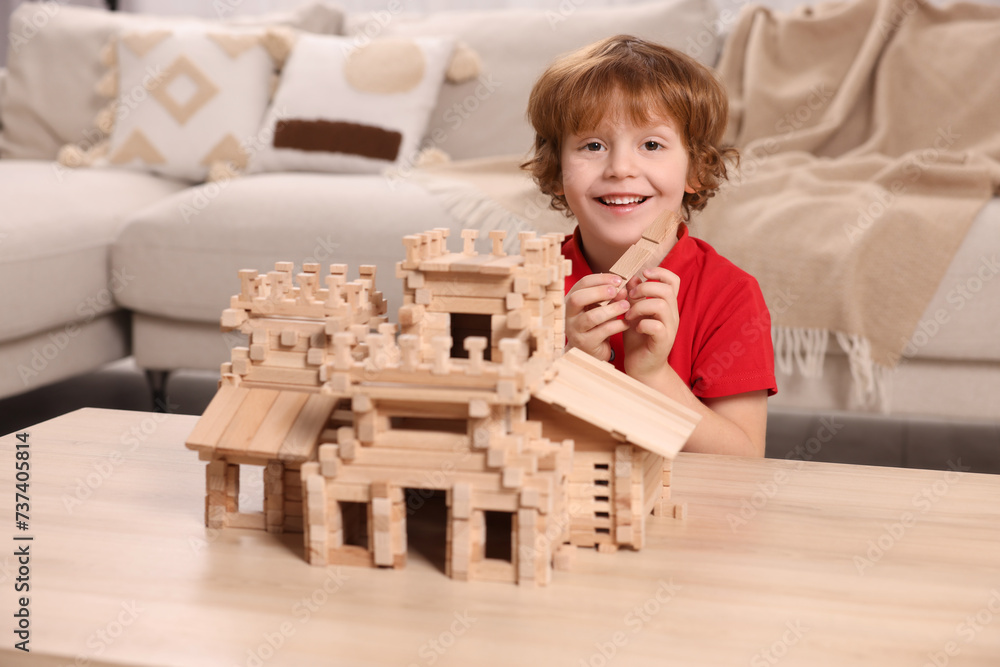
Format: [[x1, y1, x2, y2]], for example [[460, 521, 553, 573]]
[[553, 177, 564, 197]]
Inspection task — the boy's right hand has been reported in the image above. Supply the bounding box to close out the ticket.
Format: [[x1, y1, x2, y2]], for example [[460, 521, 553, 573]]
[[564, 274, 631, 362]]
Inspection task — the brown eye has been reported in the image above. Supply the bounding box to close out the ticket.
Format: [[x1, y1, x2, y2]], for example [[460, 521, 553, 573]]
[[644, 141, 662, 150]]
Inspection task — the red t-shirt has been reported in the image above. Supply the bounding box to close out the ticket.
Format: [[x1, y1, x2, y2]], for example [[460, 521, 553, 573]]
[[563, 224, 777, 399]]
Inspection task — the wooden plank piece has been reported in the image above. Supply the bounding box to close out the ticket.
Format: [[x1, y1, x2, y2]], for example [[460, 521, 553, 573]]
[[246, 391, 311, 458], [186, 384, 250, 451], [216, 389, 281, 455], [278, 394, 338, 462]]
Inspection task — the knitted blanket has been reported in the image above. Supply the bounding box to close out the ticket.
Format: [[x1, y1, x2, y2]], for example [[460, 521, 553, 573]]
[[694, 0, 1000, 404]]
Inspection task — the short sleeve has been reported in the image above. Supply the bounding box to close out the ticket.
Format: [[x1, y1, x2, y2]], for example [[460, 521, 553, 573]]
[[689, 277, 777, 398]]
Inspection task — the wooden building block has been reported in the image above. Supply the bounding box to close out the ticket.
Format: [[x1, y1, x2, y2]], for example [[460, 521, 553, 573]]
[[601, 210, 682, 305], [372, 496, 393, 566], [468, 399, 490, 419], [407, 271, 425, 289], [430, 336, 452, 375], [464, 336, 487, 375], [503, 467, 524, 489], [319, 444, 340, 478], [461, 229, 479, 256], [352, 394, 373, 414], [263, 461, 284, 533], [520, 487, 541, 509], [516, 508, 537, 585], [451, 482, 472, 519], [448, 518, 471, 580], [487, 447, 507, 469], [336, 426, 356, 461], [470, 510, 485, 563], [488, 230, 507, 256]]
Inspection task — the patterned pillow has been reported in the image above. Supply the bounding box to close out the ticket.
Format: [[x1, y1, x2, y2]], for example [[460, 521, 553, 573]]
[[246, 33, 455, 175], [59, 24, 292, 182]]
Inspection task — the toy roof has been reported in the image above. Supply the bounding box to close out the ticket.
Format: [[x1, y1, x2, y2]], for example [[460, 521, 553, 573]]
[[187, 346, 699, 464], [535, 348, 698, 460]]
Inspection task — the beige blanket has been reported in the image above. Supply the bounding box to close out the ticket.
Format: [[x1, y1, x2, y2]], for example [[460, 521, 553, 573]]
[[695, 0, 1000, 402]]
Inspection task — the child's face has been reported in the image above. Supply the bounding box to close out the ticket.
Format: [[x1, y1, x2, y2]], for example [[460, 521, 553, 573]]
[[557, 112, 694, 262]]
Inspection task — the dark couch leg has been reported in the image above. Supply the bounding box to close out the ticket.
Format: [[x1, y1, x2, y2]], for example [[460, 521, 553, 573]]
[[145, 369, 172, 412]]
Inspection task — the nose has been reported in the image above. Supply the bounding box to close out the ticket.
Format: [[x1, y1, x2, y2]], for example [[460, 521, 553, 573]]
[[604, 145, 638, 180]]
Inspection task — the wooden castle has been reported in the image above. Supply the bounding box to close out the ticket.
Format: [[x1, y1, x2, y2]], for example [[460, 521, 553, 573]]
[[185, 227, 700, 585]]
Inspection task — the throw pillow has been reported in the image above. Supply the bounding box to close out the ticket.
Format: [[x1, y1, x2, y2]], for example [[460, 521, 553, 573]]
[[246, 33, 455, 176], [61, 24, 290, 182], [0, 1, 344, 161]]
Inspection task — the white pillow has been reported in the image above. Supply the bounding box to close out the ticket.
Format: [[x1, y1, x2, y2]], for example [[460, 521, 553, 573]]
[[247, 33, 455, 175], [96, 24, 278, 182]]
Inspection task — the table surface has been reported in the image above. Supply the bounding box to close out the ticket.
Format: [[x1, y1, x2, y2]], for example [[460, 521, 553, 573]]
[[1, 408, 999, 667]]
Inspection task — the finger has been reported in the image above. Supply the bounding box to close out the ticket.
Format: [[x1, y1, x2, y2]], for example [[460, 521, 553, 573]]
[[567, 284, 621, 314], [624, 275, 643, 293], [567, 317, 629, 355], [567, 276, 625, 313], [624, 300, 674, 327], [583, 316, 630, 342], [633, 317, 666, 337], [628, 279, 679, 303], [576, 298, 631, 330], [568, 273, 624, 294], [641, 267, 680, 295]]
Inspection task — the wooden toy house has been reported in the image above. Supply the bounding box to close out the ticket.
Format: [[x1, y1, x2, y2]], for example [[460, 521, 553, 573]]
[[185, 228, 699, 585]]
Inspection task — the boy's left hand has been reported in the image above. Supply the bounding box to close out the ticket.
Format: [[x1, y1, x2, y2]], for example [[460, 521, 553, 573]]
[[622, 267, 680, 382]]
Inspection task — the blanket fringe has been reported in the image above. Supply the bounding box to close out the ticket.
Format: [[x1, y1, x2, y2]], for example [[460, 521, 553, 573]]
[[774, 327, 892, 411], [834, 332, 892, 411], [773, 326, 828, 378]]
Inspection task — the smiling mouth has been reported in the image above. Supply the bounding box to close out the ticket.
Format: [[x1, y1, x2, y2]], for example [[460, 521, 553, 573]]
[[598, 195, 649, 206]]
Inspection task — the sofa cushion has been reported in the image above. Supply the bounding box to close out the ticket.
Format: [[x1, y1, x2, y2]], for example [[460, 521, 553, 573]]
[[111, 172, 462, 322], [0, 2, 343, 161], [903, 198, 1000, 362], [247, 33, 455, 175], [0, 312, 131, 400], [344, 0, 721, 161], [0, 160, 188, 342]]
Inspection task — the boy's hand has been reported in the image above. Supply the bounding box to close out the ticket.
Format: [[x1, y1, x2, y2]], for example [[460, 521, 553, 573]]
[[622, 267, 680, 381], [564, 273, 631, 362]]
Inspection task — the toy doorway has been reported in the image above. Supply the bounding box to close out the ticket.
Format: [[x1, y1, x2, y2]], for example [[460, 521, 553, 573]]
[[404, 488, 448, 573]]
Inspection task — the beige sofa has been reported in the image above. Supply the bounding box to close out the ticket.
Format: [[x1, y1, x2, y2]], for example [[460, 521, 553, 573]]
[[1, 0, 998, 446]]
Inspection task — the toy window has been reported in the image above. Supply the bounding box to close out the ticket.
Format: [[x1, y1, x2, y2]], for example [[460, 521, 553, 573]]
[[449, 313, 492, 359]]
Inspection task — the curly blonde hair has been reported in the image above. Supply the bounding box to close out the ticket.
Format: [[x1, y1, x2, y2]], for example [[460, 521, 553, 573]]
[[522, 35, 738, 220]]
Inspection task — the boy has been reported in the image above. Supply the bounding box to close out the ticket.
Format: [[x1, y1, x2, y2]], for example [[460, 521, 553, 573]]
[[523, 35, 776, 456]]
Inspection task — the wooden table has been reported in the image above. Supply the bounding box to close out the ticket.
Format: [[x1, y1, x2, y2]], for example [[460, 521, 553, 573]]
[[2, 408, 999, 666]]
